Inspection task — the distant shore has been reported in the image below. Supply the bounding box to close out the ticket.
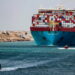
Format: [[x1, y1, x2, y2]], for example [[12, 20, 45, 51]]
[[0, 31, 33, 42]]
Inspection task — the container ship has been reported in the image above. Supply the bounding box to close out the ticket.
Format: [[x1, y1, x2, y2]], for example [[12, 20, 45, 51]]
[[30, 8, 75, 46]]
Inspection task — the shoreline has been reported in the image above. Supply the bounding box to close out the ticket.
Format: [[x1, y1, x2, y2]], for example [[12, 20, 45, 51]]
[[0, 31, 33, 42]]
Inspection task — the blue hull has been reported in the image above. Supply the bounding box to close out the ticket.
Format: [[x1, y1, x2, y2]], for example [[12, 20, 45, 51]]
[[31, 31, 75, 46]]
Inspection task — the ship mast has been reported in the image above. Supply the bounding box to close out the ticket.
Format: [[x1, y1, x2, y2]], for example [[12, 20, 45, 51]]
[[52, 5, 64, 31], [52, 19, 55, 31]]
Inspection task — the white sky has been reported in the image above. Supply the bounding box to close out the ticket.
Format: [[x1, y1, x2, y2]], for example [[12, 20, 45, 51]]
[[0, 0, 75, 31]]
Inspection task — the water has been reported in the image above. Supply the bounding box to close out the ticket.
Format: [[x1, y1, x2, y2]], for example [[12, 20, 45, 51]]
[[0, 41, 75, 75]]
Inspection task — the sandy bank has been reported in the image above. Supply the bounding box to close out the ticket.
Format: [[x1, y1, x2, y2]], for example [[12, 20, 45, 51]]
[[0, 31, 33, 42]]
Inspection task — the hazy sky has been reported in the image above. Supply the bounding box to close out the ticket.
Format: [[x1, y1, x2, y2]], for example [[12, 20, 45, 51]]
[[0, 0, 75, 31]]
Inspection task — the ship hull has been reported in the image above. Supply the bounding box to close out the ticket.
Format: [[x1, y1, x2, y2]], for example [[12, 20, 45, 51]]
[[31, 31, 75, 46]]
